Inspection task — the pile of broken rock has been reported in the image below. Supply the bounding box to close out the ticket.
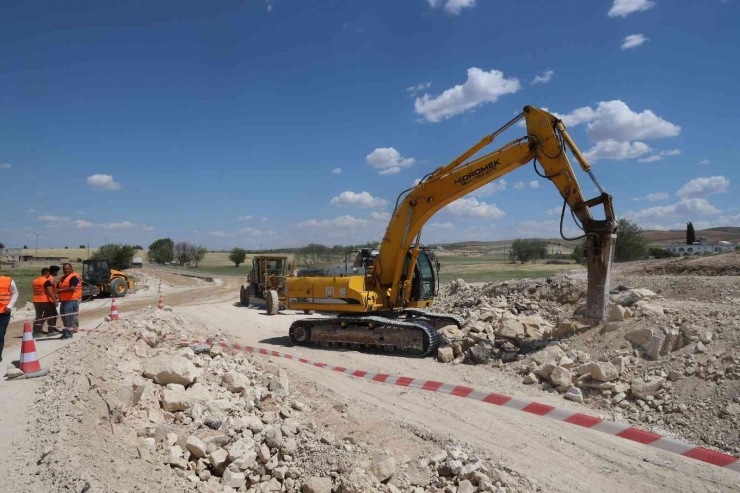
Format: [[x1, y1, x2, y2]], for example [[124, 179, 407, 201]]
[[59, 307, 538, 493]]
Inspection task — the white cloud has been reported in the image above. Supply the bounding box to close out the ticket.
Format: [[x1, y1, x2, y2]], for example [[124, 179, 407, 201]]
[[330, 191, 388, 209], [192, 230, 200, 234], [261, 217, 268, 222], [514, 180, 540, 190], [366, 148, 415, 175], [544, 207, 561, 216], [516, 220, 581, 239], [238, 215, 252, 221], [208, 231, 232, 237], [105, 221, 154, 231], [28, 208, 36, 214], [584, 140, 651, 162], [86, 174, 122, 191], [632, 192, 669, 201], [555, 101, 680, 143], [621, 34, 649, 50], [406, 82, 431, 94], [532, 70, 554, 85], [331, 167, 342, 174], [426, 0, 475, 15], [700, 159, 710, 165], [0, 164, 10, 169], [445, 197, 505, 218], [427, 222, 454, 230], [74, 220, 92, 229], [38, 215, 71, 222], [370, 211, 391, 221], [647, 192, 669, 201], [627, 198, 721, 221], [297, 215, 370, 229], [414, 67, 520, 122], [637, 148, 681, 163], [471, 179, 507, 197], [412, 178, 422, 186], [676, 176, 730, 198], [608, 0, 655, 17]]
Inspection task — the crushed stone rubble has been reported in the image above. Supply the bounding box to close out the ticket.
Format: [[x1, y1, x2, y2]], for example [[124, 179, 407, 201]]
[[124, 269, 172, 292], [431, 274, 740, 456], [26, 307, 540, 493]]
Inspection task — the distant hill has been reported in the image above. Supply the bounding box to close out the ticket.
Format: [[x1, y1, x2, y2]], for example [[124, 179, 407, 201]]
[[643, 227, 740, 245]]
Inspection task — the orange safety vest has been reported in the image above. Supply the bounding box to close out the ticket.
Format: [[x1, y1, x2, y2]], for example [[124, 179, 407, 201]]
[[48, 275, 57, 294], [33, 276, 55, 303], [58, 272, 82, 302], [0, 276, 12, 312]]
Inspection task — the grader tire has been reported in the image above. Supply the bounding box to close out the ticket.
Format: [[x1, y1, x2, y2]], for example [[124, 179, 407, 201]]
[[266, 290, 279, 316]]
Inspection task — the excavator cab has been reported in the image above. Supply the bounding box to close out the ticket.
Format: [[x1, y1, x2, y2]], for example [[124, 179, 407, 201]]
[[401, 248, 438, 303]]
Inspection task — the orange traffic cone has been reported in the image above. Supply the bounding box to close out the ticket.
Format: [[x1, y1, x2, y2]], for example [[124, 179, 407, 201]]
[[19, 321, 41, 373], [158, 295, 164, 310], [110, 297, 119, 321], [158, 279, 162, 293]]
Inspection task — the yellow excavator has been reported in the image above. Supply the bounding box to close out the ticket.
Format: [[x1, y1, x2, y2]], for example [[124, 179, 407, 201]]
[[284, 106, 616, 356]]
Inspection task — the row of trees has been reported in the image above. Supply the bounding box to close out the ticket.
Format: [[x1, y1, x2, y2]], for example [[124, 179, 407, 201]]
[[297, 242, 378, 266], [509, 239, 548, 264], [148, 238, 207, 267]]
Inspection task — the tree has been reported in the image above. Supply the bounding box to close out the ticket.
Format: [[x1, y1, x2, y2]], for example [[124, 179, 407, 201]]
[[23, 245, 28, 249], [133, 245, 143, 250], [570, 239, 587, 264], [229, 247, 248, 267], [686, 222, 696, 245], [175, 241, 195, 266], [0, 242, 4, 249], [79, 244, 86, 249], [510, 238, 548, 264], [91, 243, 137, 270], [193, 246, 207, 267], [148, 238, 175, 265], [614, 218, 649, 262], [64, 246, 69, 249]]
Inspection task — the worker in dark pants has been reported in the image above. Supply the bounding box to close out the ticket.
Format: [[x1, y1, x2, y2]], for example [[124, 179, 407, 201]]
[[0, 274, 19, 363], [32, 268, 60, 337], [57, 263, 82, 339]]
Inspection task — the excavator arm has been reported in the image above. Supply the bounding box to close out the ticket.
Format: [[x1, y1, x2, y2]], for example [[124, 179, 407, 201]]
[[373, 105, 617, 320]]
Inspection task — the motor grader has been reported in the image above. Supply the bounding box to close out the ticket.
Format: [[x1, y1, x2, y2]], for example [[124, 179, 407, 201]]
[[280, 105, 617, 357], [239, 256, 295, 315]]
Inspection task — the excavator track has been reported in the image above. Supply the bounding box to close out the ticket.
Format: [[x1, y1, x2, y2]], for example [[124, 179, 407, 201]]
[[400, 309, 464, 330], [288, 316, 439, 357]]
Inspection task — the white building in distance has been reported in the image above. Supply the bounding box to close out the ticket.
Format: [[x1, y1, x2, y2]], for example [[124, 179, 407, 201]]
[[665, 237, 737, 256]]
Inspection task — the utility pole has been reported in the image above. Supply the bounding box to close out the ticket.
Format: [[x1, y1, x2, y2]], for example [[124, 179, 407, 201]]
[[103, 236, 108, 246], [32, 231, 40, 256]]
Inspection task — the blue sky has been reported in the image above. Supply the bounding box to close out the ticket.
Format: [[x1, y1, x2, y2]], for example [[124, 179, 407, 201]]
[[1, 0, 738, 249]]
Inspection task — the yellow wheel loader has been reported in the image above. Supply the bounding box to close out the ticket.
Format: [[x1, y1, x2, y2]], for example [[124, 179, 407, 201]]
[[285, 105, 617, 357]]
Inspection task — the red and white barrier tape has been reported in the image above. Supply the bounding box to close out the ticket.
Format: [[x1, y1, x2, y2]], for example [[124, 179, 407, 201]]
[[66, 324, 739, 473]]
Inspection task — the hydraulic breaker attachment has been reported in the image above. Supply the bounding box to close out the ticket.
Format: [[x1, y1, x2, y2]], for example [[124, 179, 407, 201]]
[[577, 193, 617, 321]]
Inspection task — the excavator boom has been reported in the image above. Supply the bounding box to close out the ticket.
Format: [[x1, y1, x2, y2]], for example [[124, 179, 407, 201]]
[[373, 105, 616, 320]]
